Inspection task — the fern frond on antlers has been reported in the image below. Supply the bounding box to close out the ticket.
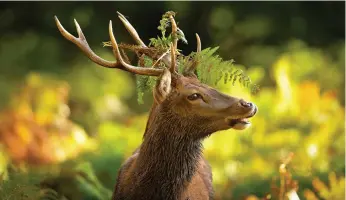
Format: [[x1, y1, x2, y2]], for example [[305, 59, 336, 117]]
[[102, 11, 259, 103]]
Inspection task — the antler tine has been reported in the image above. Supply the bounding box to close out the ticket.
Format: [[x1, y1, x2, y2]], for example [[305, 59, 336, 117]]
[[184, 33, 202, 75], [117, 11, 174, 71], [109, 20, 163, 76], [169, 15, 178, 51], [169, 14, 178, 72], [117, 12, 147, 47], [54, 16, 120, 69], [170, 43, 176, 73], [196, 33, 201, 53]]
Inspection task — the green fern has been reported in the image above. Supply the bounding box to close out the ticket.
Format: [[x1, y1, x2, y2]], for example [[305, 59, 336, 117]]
[[0, 171, 41, 200], [0, 161, 113, 200], [136, 55, 157, 104], [74, 162, 113, 200], [149, 11, 187, 51], [178, 47, 259, 94], [40, 188, 68, 200], [135, 46, 259, 104], [102, 11, 259, 103]]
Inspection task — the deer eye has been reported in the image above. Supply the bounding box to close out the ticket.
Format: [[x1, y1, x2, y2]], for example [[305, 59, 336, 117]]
[[187, 93, 202, 101]]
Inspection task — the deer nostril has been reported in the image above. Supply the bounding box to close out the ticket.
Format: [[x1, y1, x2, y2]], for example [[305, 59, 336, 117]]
[[240, 100, 253, 108]]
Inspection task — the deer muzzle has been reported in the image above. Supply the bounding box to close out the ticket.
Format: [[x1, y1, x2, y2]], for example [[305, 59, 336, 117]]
[[225, 99, 258, 130]]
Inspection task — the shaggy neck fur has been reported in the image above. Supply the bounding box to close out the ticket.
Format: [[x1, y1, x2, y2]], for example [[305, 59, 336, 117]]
[[133, 103, 205, 200]]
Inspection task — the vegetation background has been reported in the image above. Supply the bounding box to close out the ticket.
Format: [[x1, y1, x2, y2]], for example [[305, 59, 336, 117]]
[[0, 1, 344, 200]]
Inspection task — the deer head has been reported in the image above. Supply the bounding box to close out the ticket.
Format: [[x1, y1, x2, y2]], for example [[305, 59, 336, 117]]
[[54, 12, 257, 139]]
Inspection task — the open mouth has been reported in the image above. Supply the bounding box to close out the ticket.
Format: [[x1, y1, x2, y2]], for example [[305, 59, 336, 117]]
[[226, 107, 257, 130], [228, 118, 251, 126]]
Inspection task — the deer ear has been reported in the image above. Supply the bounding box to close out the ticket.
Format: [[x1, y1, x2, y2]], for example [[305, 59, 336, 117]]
[[153, 68, 172, 103]]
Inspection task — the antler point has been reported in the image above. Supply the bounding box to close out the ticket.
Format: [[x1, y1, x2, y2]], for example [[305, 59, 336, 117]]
[[54, 16, 61, 26], [195, 33, 201, 53]]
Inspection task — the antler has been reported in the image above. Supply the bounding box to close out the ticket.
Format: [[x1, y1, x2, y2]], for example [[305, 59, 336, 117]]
[[195, 33, 201, 53], [183, 33, 202, 76], [54, 16, 163, 76], [116, 12, 174, 69], [117, 12, 147, 48], [116, 12, 179, 73], [190, 33, 202, 72], [169, 15, 178, 73], [55, 12, 201, 77], [116, 12, 201, 76]]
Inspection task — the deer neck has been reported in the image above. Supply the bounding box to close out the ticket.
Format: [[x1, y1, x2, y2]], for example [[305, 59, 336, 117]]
[[135, 104, 203, 199]]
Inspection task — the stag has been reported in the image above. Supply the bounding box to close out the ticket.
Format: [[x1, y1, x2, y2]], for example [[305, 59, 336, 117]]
[[54, 12, 257, 200]]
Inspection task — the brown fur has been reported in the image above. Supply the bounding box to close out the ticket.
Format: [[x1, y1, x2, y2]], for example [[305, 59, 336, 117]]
[[53, 14, 256, 200], [112, 73, 257, 200]]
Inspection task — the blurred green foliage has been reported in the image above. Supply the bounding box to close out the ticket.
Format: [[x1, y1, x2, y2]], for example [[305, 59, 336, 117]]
[[0, 2, 344, 200]]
